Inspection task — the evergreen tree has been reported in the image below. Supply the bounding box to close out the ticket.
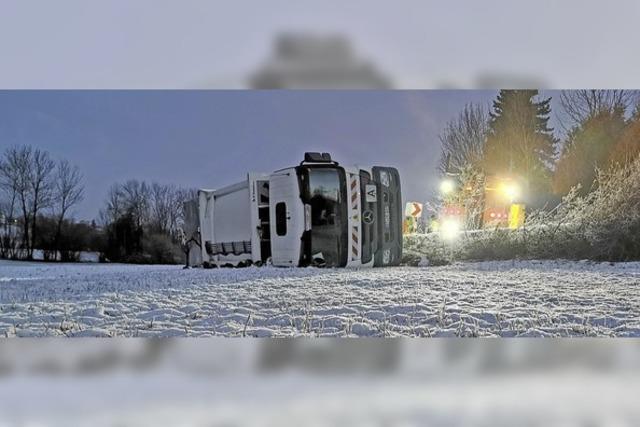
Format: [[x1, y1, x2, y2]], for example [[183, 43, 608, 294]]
[[484, 90, 557, 193]]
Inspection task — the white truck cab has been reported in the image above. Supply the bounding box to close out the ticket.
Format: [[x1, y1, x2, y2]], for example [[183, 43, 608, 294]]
[[184, 153, 402, 268]]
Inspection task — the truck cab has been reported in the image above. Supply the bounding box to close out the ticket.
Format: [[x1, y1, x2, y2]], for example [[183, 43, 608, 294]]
[[187, 152, 402, 268]]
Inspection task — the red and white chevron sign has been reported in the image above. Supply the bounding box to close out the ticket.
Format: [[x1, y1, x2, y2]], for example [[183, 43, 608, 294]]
[[405, 202, 423, 218]]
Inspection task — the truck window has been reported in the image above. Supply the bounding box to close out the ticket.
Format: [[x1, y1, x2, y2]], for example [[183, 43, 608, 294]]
[[307, 168, 346, 267], [275, 202, 287, 236]]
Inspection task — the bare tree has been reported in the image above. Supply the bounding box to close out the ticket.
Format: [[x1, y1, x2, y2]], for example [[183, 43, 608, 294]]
[[147, 183, 197, 237], [0, 185, 19, 259], [99, 183, 125, 226], [119, 180, 151, 228], [438, 103, 490, 174], [175, 188, 198, 228], [150, 183, 174, 234], [437, 103, 491, 229], [28, 148, 56, 257], [52, 160, 84, 256], [0, 147, 31, 255], [102, 180, 197, 234], [0, 146, 56, 258], [559, 90, 639, 128]]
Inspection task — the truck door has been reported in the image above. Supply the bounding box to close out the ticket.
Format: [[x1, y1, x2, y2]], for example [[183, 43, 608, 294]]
[[269, 168, 306, 267]]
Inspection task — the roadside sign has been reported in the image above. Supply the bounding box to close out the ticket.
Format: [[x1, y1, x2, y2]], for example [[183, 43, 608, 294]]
[[405, 202, 423, 218]]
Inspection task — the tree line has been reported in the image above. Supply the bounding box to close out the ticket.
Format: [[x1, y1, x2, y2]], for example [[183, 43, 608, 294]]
[[0, 146, 85, 261], [438, 89, 640, 213], [0, 145, 196, 264], [99, 180, 196, 264]]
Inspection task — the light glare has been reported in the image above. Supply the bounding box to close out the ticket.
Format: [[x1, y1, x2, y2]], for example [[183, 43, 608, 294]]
[[440, 218, 461, 241], [501, 182, 520, 200], [440, 179, 455, 195]]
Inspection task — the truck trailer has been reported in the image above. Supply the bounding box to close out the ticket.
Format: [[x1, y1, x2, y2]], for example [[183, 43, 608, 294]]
[[183, 152, 402, 268]]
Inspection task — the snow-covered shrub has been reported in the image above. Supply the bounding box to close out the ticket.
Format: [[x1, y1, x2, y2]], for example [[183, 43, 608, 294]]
[[575, 158, 640, 260], [456, 227, 527, 261], [404, 233, 453, 265]]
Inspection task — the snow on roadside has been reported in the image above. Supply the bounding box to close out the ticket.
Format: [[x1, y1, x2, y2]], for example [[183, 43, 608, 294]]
[[1, 259, 639, 337]]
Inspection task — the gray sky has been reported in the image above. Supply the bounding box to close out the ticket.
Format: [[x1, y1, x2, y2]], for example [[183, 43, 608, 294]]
[[1, 1, 639, 88], [0, 90, 564, 221]]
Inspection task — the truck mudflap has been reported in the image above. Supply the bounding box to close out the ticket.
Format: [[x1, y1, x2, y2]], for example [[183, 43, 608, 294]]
[[372, 167, 402, 266]]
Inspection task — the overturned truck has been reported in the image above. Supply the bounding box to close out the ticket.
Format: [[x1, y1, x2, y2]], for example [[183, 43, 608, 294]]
[[184, 153, 402, 268]]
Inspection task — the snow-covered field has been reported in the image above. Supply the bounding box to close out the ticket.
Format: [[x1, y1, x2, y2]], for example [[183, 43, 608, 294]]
[[5, 370, 640, 427], [1, 259, 640, 337]]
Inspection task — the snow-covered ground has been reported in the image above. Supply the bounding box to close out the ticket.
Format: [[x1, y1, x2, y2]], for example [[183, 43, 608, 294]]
[[1, 259, 640, 337], [4, 371, 640, 427]]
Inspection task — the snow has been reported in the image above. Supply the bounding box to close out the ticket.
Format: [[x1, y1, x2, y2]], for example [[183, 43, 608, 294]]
[[4, 371, 640, 427], [1, 259, 640, 337]]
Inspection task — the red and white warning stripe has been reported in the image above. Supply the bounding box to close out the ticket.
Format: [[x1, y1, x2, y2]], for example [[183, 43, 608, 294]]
[[350, 174, 359, 260]]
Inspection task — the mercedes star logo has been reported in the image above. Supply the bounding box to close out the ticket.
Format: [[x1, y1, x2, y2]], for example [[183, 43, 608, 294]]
[[362, 210, 374, 225]]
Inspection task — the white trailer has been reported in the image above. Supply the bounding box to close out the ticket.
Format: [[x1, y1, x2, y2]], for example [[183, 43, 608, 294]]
[[184, 153, 402, 268]]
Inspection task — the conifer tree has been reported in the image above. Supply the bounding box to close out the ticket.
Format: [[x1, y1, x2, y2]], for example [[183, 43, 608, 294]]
[[484, 90, 557, 193]]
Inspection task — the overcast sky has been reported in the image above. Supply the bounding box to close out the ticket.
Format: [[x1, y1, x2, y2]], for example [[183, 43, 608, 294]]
[[1, 1, 639, 88], [0, 90, 564, 220]]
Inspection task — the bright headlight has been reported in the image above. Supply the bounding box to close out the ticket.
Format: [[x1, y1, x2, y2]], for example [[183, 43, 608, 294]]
[[440, 179, 455, 195], [501, 182, 520, 200], [441, 218, 461, 241]]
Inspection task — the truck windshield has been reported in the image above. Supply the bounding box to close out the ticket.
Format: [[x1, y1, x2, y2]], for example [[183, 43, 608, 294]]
[[304, 168, 347, 267]]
